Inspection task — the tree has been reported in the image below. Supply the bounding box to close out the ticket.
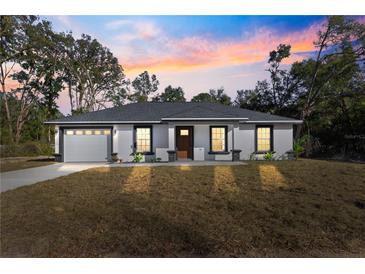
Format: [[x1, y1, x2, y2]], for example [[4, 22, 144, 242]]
[[191, 88, 231, 105], [234, 89, 264, 111], [59, 34, 129, 113], [293, 16, 365, 138], [0, 16, 60, 144], [234, 44, 298, 116], [153, 85, 186, 102], [234, 16, 365, 158], [209, 88, 232, 105], [191, 92, 215, 103], [130, 71, 159, 102]]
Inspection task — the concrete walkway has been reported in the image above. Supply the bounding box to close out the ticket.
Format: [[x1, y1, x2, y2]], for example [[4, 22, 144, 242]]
[[109, 161, 247, 168], [0, 163, 106, 193]]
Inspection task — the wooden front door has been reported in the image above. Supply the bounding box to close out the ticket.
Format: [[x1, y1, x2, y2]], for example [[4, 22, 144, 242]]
[[176, 126, 193, 160]]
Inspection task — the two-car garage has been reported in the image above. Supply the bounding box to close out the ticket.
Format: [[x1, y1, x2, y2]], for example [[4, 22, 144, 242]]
[[62, 128, 112, 162]]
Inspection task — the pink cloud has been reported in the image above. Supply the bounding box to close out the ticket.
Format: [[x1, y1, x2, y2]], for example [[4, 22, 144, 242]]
[[120, 22, 322, 74]]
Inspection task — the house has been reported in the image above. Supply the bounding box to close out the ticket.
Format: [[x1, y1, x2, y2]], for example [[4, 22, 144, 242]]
[[45, 102, 302, 162]]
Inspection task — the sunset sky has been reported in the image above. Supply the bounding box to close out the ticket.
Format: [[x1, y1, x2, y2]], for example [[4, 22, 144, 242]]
[[42, 15, 362, 113]]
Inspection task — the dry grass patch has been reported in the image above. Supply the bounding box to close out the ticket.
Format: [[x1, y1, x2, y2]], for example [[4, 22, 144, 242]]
[[0, 157, 54, 173], [1, 159, 365, 257]]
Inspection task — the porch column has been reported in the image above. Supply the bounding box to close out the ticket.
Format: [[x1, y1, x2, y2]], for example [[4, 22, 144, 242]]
[[231, 123, 241, 161], [54, 125, 59, 154], [168, 123, 175, 150], [167, 123, 176, 161], [54, 125, 62, 162]]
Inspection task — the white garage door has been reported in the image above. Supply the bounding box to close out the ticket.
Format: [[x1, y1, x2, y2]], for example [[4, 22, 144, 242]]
[[63, 129, 112, 162]]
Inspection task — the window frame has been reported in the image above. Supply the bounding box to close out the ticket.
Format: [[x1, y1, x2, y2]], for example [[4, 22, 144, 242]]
[[255, 125, 274, 153], [134, 125, 153, 154], [209, 125, 228, 154]]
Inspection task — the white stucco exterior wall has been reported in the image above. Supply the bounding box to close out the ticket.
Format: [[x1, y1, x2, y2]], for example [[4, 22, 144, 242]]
[[115, 124, 134, 162], [235, 123, 256, 160], [273, 124, 293, 159], [111, 122, 294, 162], [193, 124, 213, 160], [153, 124, 168, 151]]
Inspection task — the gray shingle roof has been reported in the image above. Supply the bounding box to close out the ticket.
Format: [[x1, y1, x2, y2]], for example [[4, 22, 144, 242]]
[[46, 102, 301, 123]]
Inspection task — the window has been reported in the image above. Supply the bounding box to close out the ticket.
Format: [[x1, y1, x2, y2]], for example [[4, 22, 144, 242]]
[[210, 126, 227, 152], [135, 126, 152, 153], [180, 129, 189, 136], [64, 129, 111, 135], [256, 126, 272, 152]]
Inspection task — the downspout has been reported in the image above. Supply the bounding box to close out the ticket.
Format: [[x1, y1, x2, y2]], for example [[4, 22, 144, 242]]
[[232, 123, 235, 160]]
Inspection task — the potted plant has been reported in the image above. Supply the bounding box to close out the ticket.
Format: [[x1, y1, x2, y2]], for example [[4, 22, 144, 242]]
[[111, 152, 119, 163]]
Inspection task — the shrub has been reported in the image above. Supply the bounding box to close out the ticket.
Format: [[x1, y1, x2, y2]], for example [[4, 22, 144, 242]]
[[22, 142, 42, 156], [39, 143, 54, 156], [249, 152, 256, 161], [133, 152, 143, 163], [293, 135, 309, 160], [264, 151, 275, 161], [0, 141, 53, 158]]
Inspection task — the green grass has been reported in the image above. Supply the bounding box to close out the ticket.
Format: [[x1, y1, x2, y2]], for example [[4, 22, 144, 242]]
[[0, 157, 55, 173], [1, 159, 364, 257]]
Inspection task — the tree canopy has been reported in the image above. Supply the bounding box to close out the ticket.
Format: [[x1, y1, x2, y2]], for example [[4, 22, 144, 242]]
[[191, 88, 231, 105], [234, 16, 365, 158], [129, 71, 159, 102], [153, 85, 186, 102]]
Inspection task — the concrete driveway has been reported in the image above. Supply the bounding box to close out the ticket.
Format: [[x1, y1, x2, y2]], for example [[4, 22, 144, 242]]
[[0, 163, 106, 193]]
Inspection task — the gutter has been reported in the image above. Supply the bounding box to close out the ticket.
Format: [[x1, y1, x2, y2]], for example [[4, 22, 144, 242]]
[[161, 118, 249, 121], [241, 120, 303, 124], [44, 120, 162, 125]]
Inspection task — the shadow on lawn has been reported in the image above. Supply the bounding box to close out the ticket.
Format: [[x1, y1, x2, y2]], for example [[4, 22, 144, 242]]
[[1, 161, 365, 258]]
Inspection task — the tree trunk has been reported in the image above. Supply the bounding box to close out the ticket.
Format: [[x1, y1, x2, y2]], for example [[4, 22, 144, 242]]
[[295, 112, 305, 139], [0, 62, 15, 143], [68, 81, 74, 113], [48, 126, 51, 143], [1, 82, 14, 143]]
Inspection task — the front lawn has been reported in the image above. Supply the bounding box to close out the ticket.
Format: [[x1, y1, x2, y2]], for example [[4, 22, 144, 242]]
[[1, 159, 364, 257], [0, 157, 55, 173]]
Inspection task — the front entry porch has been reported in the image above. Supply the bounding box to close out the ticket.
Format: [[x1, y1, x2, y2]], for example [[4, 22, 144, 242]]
[[155, 123, 241, 162]]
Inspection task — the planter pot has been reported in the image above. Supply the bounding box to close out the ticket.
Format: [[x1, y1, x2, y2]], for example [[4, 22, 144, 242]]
[[53, 153, 62, 162], [167, 150, 177, 162], [111, 153, 119, 163], [231, 149, 242, 161]]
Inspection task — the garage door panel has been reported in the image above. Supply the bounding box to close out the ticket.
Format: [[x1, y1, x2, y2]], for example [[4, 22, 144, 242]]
[[64, 131, 111, 162]]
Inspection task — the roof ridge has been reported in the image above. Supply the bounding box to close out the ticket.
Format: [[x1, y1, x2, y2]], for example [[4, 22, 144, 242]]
[[198, 104, 241, 117], [199, 103, 243, 117], [163, 104, 203, 118]]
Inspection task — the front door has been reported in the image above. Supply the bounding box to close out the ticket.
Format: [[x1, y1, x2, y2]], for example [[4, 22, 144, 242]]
[[176, 126, 193, 160]]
